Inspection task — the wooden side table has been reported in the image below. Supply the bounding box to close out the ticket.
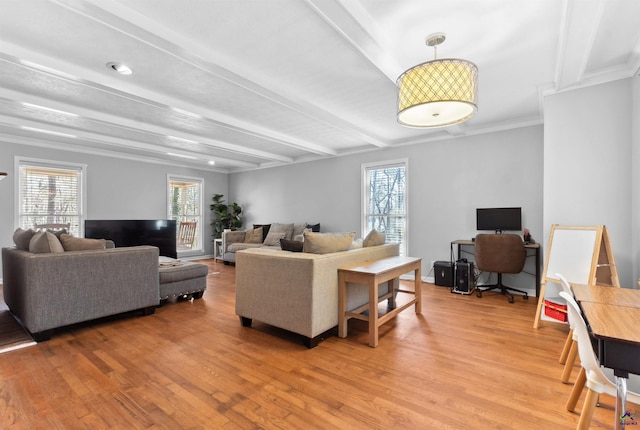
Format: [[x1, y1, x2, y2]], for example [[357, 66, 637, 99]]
[[338, 256, 422, 347]]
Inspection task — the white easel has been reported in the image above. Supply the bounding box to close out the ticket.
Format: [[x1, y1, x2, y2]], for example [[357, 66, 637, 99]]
[[533, 225, 619, 329]]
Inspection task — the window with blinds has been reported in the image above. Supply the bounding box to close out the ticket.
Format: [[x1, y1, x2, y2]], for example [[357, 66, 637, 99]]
[[362, 160, 408, 256], [18, 159, 85, 236], [168, 176, 203, 253]]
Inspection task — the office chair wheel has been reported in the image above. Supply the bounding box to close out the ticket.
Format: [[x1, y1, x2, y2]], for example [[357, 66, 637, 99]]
[[523, 294, 528, 300], [508, 296, 515, 304], [476, 290, 482, 298]]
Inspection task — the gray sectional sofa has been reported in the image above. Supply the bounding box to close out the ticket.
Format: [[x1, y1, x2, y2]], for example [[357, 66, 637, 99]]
[[2, 244, 160, 341], [2, 228, 209, 341]]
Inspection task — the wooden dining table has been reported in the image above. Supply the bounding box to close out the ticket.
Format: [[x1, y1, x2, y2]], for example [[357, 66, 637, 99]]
[[571, 283, 640, 429]]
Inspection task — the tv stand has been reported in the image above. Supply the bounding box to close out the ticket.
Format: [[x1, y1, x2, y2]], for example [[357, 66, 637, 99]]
[[451, 239, 541, 297]]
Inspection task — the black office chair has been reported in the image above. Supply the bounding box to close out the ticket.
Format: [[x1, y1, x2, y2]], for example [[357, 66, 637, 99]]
[[475, 233, 528, 303]]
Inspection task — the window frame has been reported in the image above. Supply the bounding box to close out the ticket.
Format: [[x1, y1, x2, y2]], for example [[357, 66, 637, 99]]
[[15, 156, 87, 236], [361, 158, 409, 256], [167, 174, 204, 257]]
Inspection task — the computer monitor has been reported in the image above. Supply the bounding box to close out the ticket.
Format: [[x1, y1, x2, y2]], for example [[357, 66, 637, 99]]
[[476, 207, 522, 232]]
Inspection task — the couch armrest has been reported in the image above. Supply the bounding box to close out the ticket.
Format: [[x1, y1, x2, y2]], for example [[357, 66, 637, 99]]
[[222, 230, 247, 252]]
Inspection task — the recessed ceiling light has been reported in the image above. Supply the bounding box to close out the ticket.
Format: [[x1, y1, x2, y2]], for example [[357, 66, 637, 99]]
[[20, 126, 76, 138], [208, 160, 215, 165], [22, 102, 78, 117], [106, 62, 133, 75]]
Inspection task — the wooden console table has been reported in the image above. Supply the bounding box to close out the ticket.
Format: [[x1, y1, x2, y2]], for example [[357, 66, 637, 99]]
[[338, 256, 422, 347]]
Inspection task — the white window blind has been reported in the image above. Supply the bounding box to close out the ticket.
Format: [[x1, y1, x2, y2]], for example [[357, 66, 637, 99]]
[[18, 160, 84, 236], [168, 176, 203, 252], [363, 160, 408, 256]]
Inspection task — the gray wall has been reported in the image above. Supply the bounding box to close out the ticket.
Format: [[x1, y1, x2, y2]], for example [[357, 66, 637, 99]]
[[0, 142, 228, 278], [230, 125, 544, 293], [544, 77, 635, 287]]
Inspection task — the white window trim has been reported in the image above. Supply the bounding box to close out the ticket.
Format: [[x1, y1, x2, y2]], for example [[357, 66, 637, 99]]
[[361, 158, 409, 256], [15, 156, 88, 236], [167, 174, 205, 257]]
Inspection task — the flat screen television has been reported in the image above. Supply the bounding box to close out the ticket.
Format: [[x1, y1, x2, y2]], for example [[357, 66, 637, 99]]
[[476, 207, 522, 232], [85, 219, 177, 258]]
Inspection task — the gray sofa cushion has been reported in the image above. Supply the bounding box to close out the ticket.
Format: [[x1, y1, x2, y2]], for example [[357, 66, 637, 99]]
[[159, 261, 209, 284], [269, 223, 294, 240], [13, 228, 36, 250]]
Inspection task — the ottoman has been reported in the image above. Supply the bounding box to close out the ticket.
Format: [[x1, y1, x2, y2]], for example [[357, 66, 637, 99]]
[[158, 260, 209, 301]]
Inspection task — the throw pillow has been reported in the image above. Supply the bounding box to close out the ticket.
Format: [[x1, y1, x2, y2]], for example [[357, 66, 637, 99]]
[[363, 229, 386, 247], [263, 231, 286, 246], [13, 228, 36, 250], [60, 234, 106, 251], [269, 223, 294, 240], [48, 228, 68, 240], [244, 227, 264, 243], [280, 238, 303, 252], [303, 231, 355, 254], [293, 228, 311, 242], [29, 231, 65, 254], [351, 238, 364, 249], [253, 224, 271, 242], [306, 223, 321, 232], [292, 223, 307, 239]]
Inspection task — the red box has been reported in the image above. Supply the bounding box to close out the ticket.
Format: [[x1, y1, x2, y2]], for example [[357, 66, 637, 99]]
[[544, 299, 568, 322]]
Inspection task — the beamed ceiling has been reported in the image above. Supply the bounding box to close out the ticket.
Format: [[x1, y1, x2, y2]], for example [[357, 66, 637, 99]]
[[1, 0, 639, 172]]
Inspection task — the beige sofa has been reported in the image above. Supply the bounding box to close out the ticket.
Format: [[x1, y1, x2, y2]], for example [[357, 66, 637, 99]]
[[235, 242, 399, 348]]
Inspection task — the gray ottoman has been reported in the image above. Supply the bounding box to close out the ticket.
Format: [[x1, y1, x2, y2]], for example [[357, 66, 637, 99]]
[[159, 261, 208, 301]]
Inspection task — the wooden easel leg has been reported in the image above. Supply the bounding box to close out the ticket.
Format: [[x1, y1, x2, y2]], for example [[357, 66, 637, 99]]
[[533, 281, 547, 328]]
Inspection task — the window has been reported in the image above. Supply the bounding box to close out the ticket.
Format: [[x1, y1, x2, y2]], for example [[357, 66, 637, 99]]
[[362, 160, 408, 256], [168, 176, 203, 254], [17, 158, 86, 236]]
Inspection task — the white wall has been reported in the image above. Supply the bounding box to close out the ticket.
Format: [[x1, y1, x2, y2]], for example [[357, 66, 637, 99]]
[[230, 125, 544, 293], [544, 78, 634, 287], [633, 74, 640, 284], [0, 142, 228, 278]]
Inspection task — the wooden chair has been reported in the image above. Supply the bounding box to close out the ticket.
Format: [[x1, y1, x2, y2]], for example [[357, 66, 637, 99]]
[[177, 221, 197, 249], [34, 223, 70, 231]]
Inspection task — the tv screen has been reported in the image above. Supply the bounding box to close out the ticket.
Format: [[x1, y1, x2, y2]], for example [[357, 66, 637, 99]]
[[85, 219, 177, 258], [476, 207, 522, 232]]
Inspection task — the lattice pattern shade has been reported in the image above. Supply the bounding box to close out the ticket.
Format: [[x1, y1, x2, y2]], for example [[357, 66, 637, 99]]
[[397, 58, 478, 128]]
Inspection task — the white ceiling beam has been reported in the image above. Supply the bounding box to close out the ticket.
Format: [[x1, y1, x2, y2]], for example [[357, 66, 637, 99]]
[[53, 0, 385, 152]]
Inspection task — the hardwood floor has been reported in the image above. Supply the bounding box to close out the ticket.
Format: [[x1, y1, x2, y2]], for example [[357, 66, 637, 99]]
[[0, 259, 620, 429]]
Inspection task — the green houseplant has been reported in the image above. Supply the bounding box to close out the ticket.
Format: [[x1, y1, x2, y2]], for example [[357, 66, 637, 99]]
[[210, 194, 242, 239]]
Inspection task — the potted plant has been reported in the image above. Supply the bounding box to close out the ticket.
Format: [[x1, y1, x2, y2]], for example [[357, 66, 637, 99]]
[[210, 194, 242, 239]]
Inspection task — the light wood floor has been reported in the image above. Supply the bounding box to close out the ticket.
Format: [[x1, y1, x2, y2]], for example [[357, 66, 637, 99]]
[[0, 259, 620, 429]]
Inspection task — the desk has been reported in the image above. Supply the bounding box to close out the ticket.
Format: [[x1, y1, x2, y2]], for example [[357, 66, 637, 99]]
[[451, 240, 541, 297], [575, 286, 640, 429], [572, 284, 640, 308], [338, 256, 421, 347]]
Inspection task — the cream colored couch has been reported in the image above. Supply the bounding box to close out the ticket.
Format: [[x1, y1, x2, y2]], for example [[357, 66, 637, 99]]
[[235, 243, 399, 348]]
